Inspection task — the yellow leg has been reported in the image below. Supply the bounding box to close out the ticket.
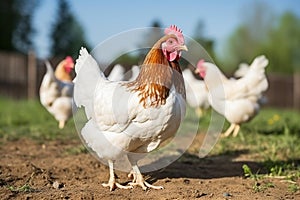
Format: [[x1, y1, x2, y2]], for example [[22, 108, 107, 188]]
[[232, 125, 240, 137], [102, 160, 133, 191], [195, 107, 203, 117], [222, 123, 236, 137], [58, 120, 65, 129], [129, 165, 163, 190]]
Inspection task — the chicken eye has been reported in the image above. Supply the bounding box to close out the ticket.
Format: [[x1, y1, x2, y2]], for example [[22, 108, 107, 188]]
[[169, 40, 173, 44]]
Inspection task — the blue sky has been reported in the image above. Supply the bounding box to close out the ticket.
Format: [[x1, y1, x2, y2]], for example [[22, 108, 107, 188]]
[[34, 0, 300, 58]]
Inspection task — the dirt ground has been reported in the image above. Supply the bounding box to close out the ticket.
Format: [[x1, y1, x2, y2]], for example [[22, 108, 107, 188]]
[[0, 134, 299, 200]]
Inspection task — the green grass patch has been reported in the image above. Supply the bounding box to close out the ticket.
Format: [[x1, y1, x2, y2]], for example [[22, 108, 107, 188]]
[[208, 107, 300, 193], [0, 97, 77, 142]]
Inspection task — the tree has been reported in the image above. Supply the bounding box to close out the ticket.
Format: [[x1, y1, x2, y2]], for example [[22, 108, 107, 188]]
[[50, 0, 90, 58], [0, 0, 39, 53], [221, 1, 274, 72], [191, 20, 215, 60], [262, 12, 300, 74]]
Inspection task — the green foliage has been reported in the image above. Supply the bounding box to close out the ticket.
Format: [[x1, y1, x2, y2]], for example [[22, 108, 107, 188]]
[[264, 160, 300, 181], [210, 107, 300, 193], [50, 0, 90, 58], [0, 0, 39, 53], [288, 183, 300, 193], [222, 1, 300, 74], [8, 183, 34, 193], [262, 12, 300, 74], [192, 20, 216, 60]]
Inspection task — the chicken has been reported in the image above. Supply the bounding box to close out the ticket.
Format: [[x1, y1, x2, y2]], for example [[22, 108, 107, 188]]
[[73, 25, 188, 190], [39, 57, 74, 129], [233, 62, 268, 105], [128, 65, 140, 81], [107, 64, 125, 81], [182, 68, 209, 116], [233, 63, 250, 78], [195, 55, 269, 137]]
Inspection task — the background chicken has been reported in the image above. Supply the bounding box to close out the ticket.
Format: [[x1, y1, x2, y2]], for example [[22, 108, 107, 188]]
[[128, 65, 140, 81], [195, 55, 269, 137], [233, 62, 251, 78], [40, 57, 74, 129], [73, 25, 187, 191], [182, 68, 209, 116], [107, 64, 125, 81]]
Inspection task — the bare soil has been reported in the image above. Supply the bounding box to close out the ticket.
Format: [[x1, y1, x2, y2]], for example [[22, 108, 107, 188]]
[[0, 134, 299, 200]]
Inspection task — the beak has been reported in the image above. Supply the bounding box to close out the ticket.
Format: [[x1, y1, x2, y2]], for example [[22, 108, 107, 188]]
[[178, 45, 188, 51], [194, 68, 199, 74]]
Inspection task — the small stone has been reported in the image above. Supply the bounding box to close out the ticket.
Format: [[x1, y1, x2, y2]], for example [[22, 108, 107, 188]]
[[53, 181, 64, 189], [183, 179, 190, 184], [195, 192, 207, 198], [223, 192, 231, 197]]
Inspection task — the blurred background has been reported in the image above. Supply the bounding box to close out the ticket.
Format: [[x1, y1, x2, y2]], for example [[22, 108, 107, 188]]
[[0, 0, 299, 109]]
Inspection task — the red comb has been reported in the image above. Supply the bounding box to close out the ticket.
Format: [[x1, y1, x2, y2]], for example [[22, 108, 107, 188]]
[[65, 56, 73, 63], [164, 25, 184, 45], [197, 59, 205, 69]]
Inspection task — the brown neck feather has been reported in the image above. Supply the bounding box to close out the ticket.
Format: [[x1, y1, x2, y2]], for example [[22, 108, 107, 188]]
[[126, 35, 185, 108]]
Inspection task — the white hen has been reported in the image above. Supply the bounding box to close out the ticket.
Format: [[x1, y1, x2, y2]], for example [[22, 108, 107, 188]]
[[182, 68, 209, 116], [107, 64, 125, 81], [73, 25, 187, 191], [128, 65, 140, 81], [195, 55, 269, 137], [233, 63, 250, 78], [40, 59, 74, 129]]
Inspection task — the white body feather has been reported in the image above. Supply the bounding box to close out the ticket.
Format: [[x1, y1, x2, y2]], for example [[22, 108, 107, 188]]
[[74, 48, 185, 161], [203, 55, 269, 124], [182, 68, 209, 110]]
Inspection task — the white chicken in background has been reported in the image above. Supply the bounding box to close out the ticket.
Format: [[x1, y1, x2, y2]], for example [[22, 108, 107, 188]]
[[233, 63, 250, 78], [195, 55, 269, 137], [233, 62, 268, 105], [73, 25, 187, 191], [128, 65, 140, 81], [182, 68, 209, 116], [107, 64, 126, 81], [40, 57, 74, 129]]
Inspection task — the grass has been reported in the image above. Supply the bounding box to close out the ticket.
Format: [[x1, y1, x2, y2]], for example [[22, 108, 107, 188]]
[[7, 184, 35, 193], [206, 107, 300, 193], [0, 96, 77, 142]]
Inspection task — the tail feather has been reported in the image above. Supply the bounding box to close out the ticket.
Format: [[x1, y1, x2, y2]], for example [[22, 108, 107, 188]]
[[245, 55, 269, 97], [73, 47, 105, 119], [45, 60, 56, 80], [250, 55, 269, 70]]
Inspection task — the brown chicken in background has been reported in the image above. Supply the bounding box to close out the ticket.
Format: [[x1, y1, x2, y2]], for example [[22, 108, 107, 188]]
[[40, 57, 74, 129]]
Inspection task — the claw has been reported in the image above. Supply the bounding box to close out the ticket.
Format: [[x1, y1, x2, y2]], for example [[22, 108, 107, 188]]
[[102, 181, 133, 191], [128, 165, 164, 190], [129, 180, 164, 190], [103, 160, 133, 191]]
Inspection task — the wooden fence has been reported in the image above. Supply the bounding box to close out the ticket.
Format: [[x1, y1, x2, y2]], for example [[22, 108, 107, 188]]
[[0, 51, 299, 110]]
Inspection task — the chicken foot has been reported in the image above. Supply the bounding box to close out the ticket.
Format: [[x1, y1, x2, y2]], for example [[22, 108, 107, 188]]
[[102, 160, 133, 191], [128, 165, 163, 190], [59, 120, 65, 129], [195, 107, 203, 117], [232, 124, 240, 137], [222, 123, 240, 137]]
